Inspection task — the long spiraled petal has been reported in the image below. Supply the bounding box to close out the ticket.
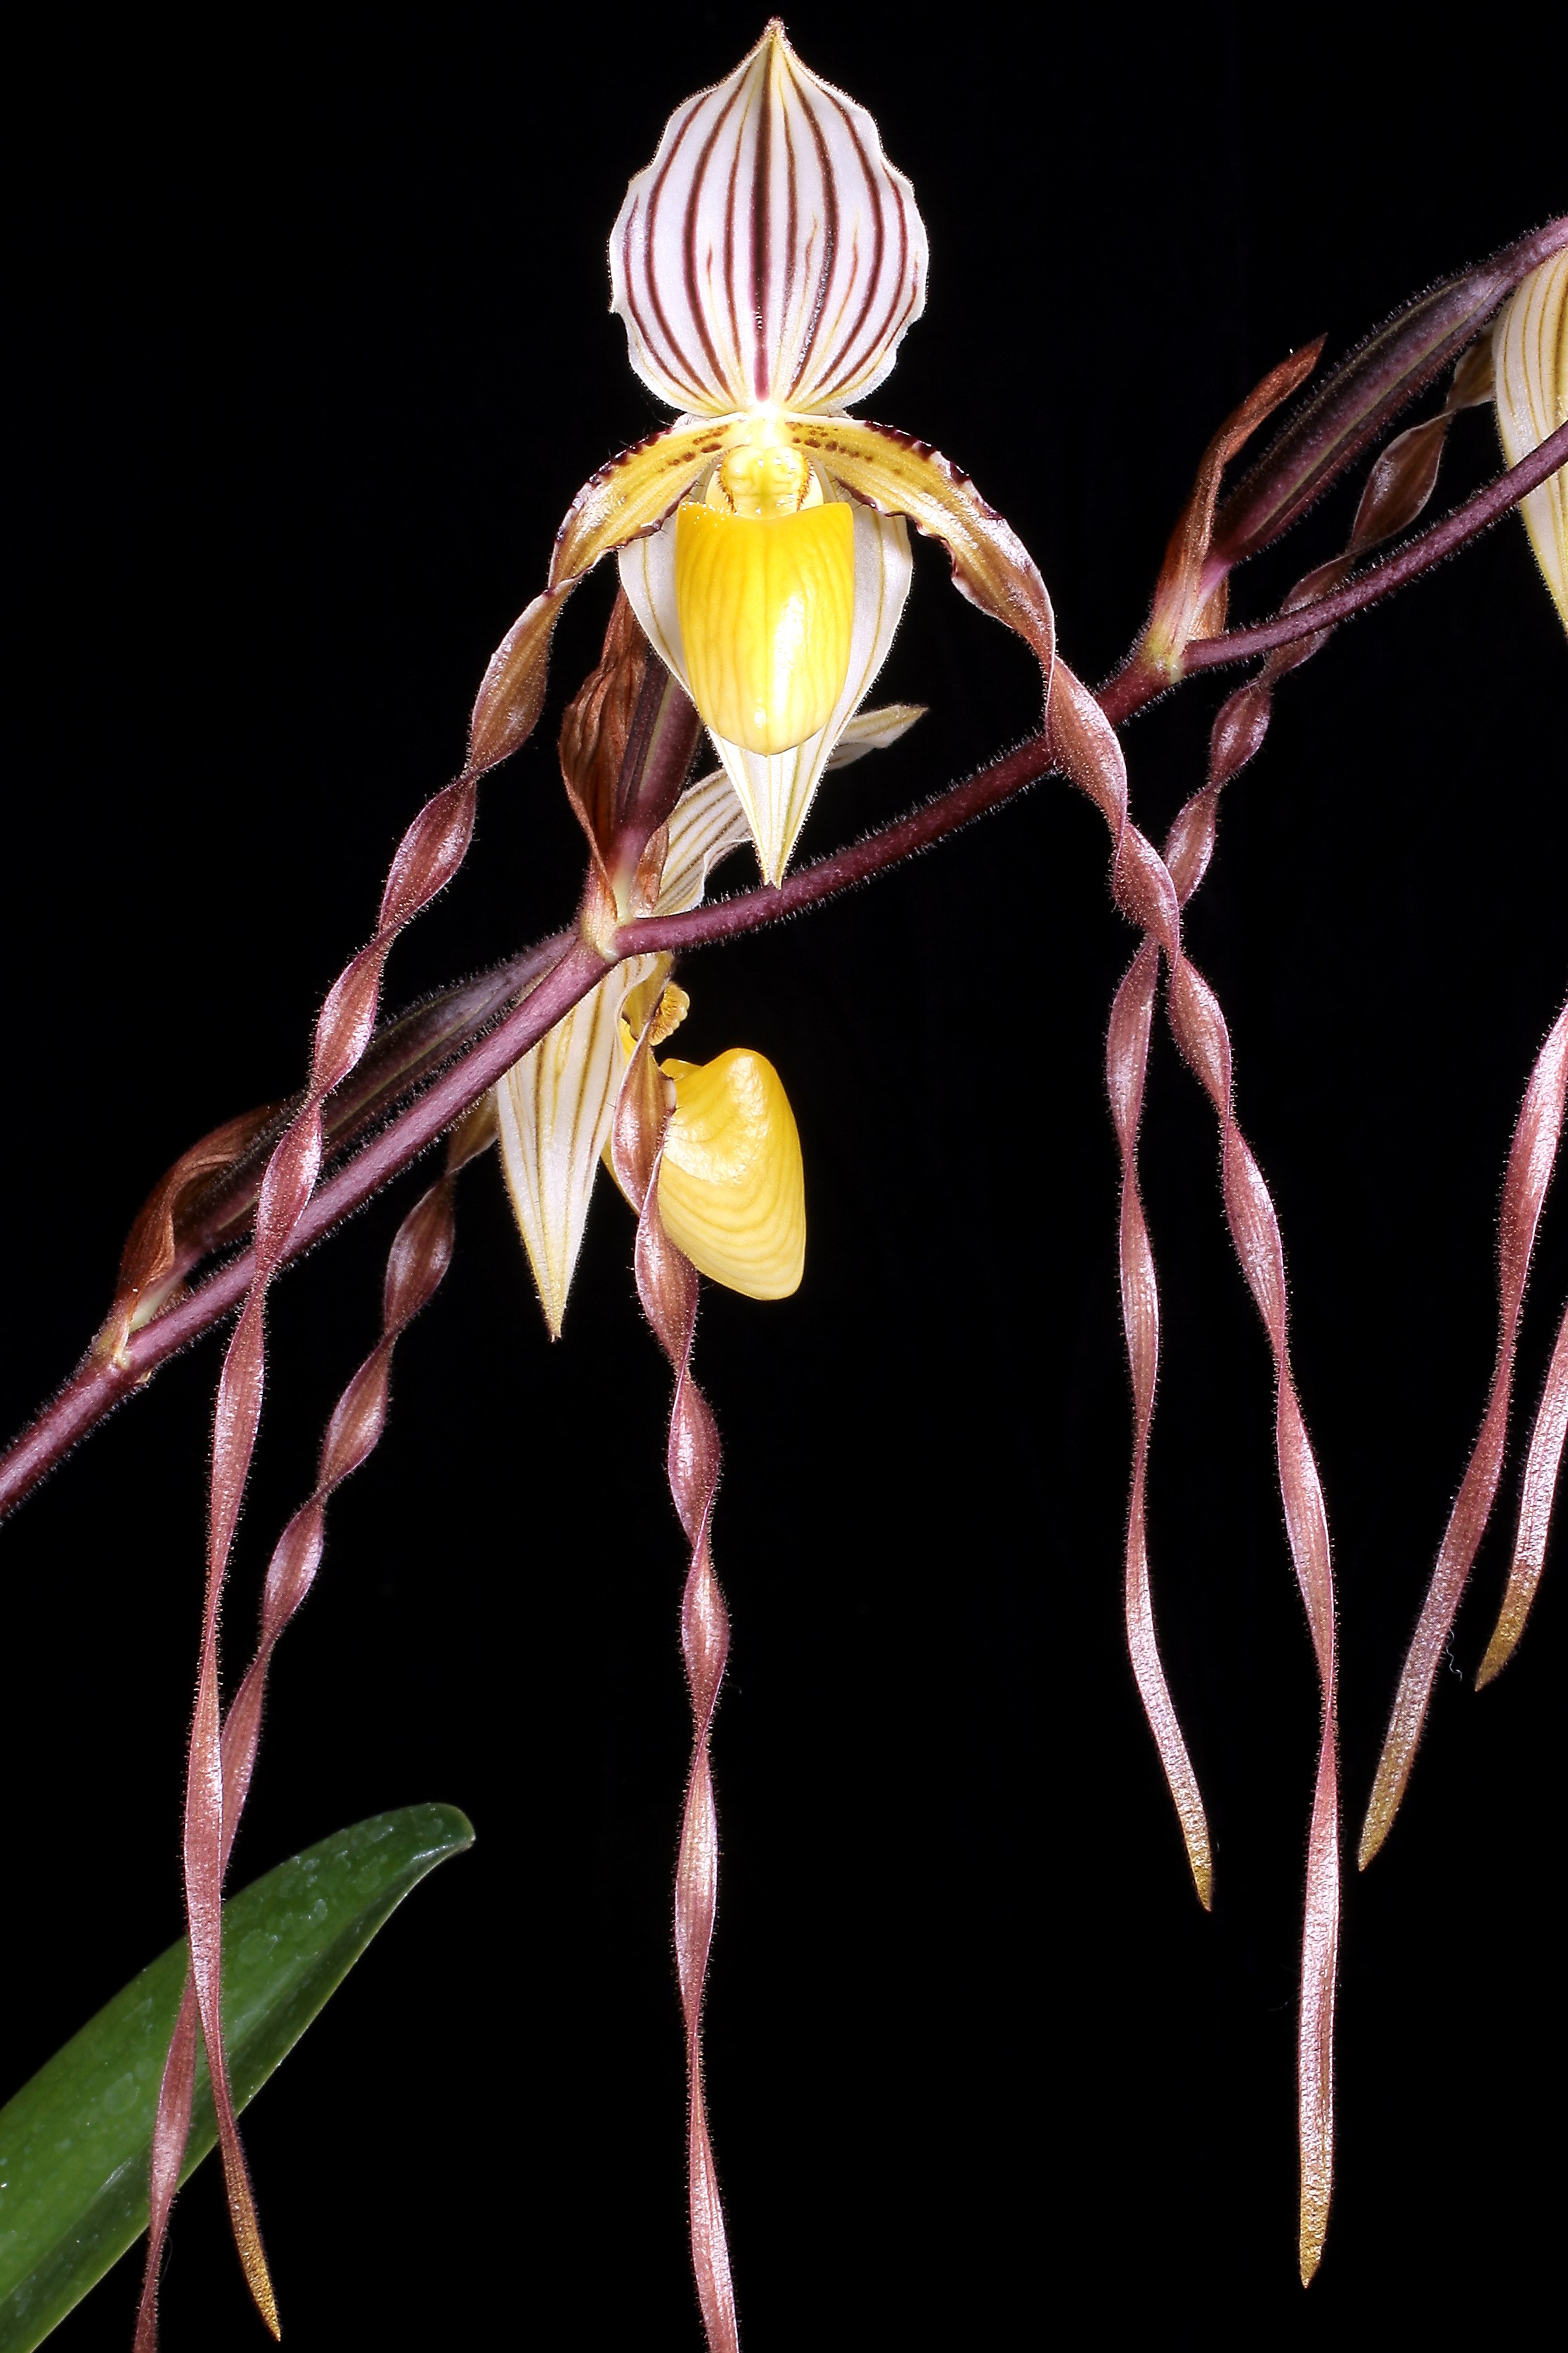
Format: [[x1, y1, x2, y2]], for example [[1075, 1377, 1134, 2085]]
[[1359, 996, 1568, 1867], [1164, 956, 1340, 2282], [787, 415, 1056, 683], [620, 478, 912, 881], [1478, 1294, 1568, 1686], [610, 20, 926, 418], [1494, 247, 1568, 632], [611, 1017, 741, 2353], [1107, 944, 1213, 1904], [468, 418, 739, 775]]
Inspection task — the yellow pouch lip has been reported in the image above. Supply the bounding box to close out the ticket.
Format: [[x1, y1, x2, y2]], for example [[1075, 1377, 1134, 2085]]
[[675, 499, 855, 757], [657, 1046, 805, 1299]]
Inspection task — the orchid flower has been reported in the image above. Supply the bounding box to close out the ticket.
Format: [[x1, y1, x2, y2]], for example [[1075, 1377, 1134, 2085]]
[[484, 16, 1056, 1325], [469, 17, 1056, 890]]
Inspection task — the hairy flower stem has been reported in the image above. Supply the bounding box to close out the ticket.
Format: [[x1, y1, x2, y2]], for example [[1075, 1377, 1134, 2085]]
[[160, 941, 566, 1268], [8, 408, 1560, 1532], [2, 417, 1560, 1527], [632, 436, 1568, 957], [1098, 417, 1568, 721], [100, 939, 570, 1359], [0, 936, 599, 1521]]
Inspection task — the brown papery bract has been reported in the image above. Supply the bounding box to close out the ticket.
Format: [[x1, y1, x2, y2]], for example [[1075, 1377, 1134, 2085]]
[[558, 592, 654, 879], [1143, 339, 1325, 673], [559, 593, 704, 916], [98, 1104, 284, 1365]]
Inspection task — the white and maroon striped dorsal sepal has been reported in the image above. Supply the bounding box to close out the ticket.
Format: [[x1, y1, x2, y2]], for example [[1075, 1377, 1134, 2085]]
[[610, 20, 928, 419]]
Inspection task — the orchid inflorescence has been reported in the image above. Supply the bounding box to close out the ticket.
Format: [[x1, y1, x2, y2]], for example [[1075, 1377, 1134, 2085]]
[[1, 20, 1564, 2348]]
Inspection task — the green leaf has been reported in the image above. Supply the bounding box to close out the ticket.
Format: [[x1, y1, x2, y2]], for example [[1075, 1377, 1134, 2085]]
[[0, 1803, 474, 2352]]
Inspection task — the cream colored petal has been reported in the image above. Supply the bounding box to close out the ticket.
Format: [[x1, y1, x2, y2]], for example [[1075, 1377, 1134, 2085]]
[[495, 955, 658, 1336], [657, 767, 757, 913], [609, 22, 926, 418], [827, 701, 926, 768], [620, 479, 912, 883], [1494, 248, 1568, 633]]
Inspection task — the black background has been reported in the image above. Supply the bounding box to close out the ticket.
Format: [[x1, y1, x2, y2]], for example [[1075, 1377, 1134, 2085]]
[[5, 2, 1564, 2345]]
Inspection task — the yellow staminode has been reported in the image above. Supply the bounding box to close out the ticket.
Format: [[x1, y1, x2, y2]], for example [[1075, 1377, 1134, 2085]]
[[675, 448, 855, 756], [658, 1047, 805, 1298]]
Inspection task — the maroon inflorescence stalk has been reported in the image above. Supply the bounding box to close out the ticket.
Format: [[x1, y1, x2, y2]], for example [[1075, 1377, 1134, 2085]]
[[2, 277, 1562, 1530], [1359, 998, 1568, 1864], [134, 1111, 486, 2347], [612, 1016, 739, 2353]]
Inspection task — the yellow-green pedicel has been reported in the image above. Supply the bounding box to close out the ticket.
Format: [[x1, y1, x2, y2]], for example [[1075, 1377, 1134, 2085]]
[[675, 456, 855, 756], [658, 1048, 805, 1298]]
